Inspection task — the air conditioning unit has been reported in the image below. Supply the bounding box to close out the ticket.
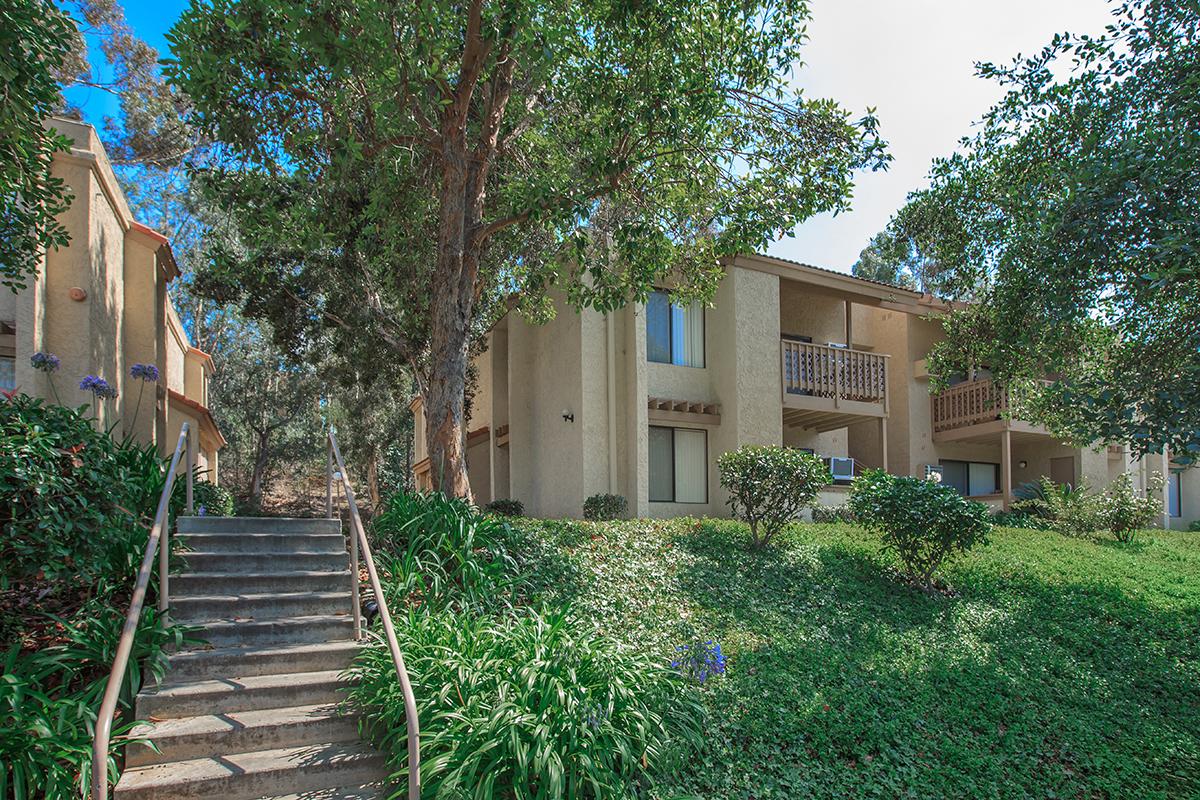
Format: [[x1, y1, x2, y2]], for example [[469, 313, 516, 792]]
[[827, 456, 855, 483]]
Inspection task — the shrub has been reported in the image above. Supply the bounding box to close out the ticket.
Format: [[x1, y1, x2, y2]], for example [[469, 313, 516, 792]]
[[171, 476, 234, 518], [1190, 519, 1200, 532], [483, 498, 524, 517], [990, 509, 1044, 529], [1014, 477, 1103, 537], [370, 492, 518, 611], [350, 607, 703, 797], [717, 445, 830, 549], [848, 470, 991, 590], [1095, 472, 1164, 543], [811, 504, 855, 524], [0, 393, 166, 583], [583, 493, 627, 521]]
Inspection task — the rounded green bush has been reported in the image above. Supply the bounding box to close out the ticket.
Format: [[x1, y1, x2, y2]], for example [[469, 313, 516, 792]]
[[483, 498, 524, 517], [583, 493, 627, 521], [848, 469, 991, 589], [717, 445, 830, 548]]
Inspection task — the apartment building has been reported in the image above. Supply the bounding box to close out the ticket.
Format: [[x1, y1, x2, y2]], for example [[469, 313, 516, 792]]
[[413, 253, 1191, 529], [0, 117, 223, 476]]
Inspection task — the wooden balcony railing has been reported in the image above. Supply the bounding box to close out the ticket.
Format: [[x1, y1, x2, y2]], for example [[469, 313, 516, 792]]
[[781, 340, 888, 404], [931, 378, 1009, 432]]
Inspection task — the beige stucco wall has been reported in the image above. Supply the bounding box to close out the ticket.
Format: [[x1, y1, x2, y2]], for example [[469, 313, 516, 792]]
[[5, 118, 220, 474]]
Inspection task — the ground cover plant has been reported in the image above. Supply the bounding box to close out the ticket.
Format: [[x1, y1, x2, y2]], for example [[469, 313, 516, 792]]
[[510, 516, 1200, 799]]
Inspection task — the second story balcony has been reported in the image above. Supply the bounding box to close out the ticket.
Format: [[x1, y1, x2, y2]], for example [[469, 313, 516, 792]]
[[781, 339, 889, 431], [931, 378, 1050, 442]]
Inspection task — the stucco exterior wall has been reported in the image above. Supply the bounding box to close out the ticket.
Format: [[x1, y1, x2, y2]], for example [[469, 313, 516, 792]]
[[508, 301, 585, 518], [5, 118, 221, 474]]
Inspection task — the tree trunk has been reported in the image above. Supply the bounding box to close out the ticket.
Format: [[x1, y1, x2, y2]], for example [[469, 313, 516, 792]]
[[248, 429, 270, 509], [366, 449, 381, 509]]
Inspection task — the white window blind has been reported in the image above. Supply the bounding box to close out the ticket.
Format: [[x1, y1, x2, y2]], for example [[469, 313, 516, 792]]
[[673, 429, 707, 503]]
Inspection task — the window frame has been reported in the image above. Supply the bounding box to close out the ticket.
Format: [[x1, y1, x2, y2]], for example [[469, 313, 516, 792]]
[[646, 289, 705, 368], [648, 424, 709, 504]]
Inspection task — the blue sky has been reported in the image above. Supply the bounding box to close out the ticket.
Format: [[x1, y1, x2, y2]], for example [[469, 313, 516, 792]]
[[69, 0, 1116, 274]]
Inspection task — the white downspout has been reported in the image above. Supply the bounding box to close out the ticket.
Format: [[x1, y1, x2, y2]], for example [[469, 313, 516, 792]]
[[607, 310, 618, 494]]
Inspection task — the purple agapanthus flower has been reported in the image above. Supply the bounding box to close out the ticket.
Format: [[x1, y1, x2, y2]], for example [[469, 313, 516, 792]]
[[130, 363, 159, 382], [79, 375, 117, 399], [672, 640, 727, 685], [30, 352, 60, 373]]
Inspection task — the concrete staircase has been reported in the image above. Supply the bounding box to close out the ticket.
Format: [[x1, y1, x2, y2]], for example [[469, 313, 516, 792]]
[[113, 516, 390, 800]]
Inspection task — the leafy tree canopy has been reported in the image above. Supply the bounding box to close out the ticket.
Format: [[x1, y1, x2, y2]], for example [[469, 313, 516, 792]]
[[0, 0, 75, 288], [866, 0, 1200, 462], [166, 0, 888, 494]]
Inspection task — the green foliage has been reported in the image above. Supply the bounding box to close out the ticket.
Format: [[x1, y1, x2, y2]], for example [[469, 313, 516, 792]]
[[1190, 519, 1200, 533], [0, 394, 166, 583], [371, 492, 519, 612], [0, 0, 74, 289], [0, 394, 191, 798], [1094, 473, 1165, 544], [811, 505, 856, 524], [990, 509, 1043, 530], [582, 493, 627, 522], [167, 0, 887, 492], [171, 478, 234, 518], [1015, 477, 1103, 538], [511, 516, 1200, 798], [848, 470, 991, 589], [869, 0, 1200, 461], [350, 607, 702, 798], [717, 445, 830, 549], [483, 498, 524, 518]]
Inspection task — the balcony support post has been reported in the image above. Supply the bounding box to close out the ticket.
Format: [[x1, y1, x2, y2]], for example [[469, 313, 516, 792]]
[[1001, 427, 1013, 511], [879, 416, 888, 474]]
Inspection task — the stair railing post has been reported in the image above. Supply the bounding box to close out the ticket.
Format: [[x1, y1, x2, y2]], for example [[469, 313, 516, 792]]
[[185, 427, 194, 515], [326, 437, 334, 519]]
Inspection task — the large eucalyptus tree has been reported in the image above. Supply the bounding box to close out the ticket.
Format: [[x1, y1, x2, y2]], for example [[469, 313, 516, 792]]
[[167, 0, 887, 495]]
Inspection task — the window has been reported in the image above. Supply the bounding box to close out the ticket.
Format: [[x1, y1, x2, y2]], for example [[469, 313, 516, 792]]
[[939, 460, 1000, 497], [0, 356, 13, 391], [1169, 471, 1182, 518], [646, 290, 704, 367], [648, 426, 707, 503]]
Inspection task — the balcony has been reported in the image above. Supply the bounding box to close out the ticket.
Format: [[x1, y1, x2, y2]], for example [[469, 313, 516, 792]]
[[931, 378, 1050, 442], [781, 340, 889, 431]]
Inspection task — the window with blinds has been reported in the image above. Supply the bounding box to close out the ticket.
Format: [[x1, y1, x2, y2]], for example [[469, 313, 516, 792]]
[[648, 426, 707, 503], [0, 356, 14, 391], [646, 290, 704, 367]]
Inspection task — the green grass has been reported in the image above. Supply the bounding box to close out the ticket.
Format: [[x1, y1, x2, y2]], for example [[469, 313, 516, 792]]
[[510, 518, 1200, 799]]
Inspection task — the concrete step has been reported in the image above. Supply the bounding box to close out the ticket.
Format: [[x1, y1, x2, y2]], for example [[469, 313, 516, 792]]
[[126, 703, 361, 767], [182, 551, 350, 574], [178, 516, 343, 535], [172, 570, 353, 596], [260, 784, 386, 800], [189, 614, 356, 649], [172, 591, 352, 624], [178, 532, 348, 555], [137, 669, 350, 720], [164, 641, 361, 683], [114, 742, 387, 800]]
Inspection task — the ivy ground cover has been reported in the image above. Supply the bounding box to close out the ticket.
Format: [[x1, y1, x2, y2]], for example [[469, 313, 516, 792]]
[[512, 519, 1200, 798]]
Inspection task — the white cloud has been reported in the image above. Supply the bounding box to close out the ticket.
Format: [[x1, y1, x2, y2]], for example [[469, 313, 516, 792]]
[[768, 0, 1116, 272]]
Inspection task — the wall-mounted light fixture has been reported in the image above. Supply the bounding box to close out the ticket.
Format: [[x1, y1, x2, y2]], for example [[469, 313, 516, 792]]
[[1018, 460, 1028, 469], [562, 409, 574, 423]]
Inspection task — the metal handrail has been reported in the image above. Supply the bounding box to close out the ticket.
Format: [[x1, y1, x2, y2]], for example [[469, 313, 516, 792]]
[[327, 428, 420, 800], [91, 423, 193, 799]]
